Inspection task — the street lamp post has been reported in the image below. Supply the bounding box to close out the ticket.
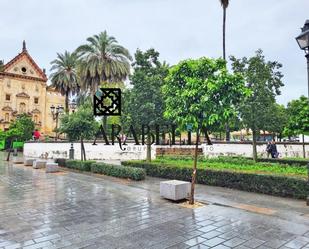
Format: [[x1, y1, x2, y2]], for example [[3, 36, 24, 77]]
[[69, 99, 77, 113], [296, 20, 309, 206], [296, 19, 309, 98], [50, 105, 64, 141]]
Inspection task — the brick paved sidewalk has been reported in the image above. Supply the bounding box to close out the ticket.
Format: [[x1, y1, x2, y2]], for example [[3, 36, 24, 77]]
[[0, 157, 308, 249]]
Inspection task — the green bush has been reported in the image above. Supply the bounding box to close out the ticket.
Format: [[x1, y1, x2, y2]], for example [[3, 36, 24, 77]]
[[65, 160, 96, 171], [122, 161, 308, 199], [91, 163, 146, 181]]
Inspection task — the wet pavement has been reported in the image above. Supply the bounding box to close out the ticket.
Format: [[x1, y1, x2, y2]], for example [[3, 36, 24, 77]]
[[0, 153, 309, 249]]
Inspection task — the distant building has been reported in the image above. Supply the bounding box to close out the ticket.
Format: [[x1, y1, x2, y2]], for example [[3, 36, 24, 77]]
[[0, 41, 65, 136]]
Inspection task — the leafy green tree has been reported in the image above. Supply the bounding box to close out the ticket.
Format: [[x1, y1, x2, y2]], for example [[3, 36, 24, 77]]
[[9, 114, 35, 141], [121, 49, 169, 161], [76, 31, 132, 94], [263, 103, 287, 141], [59, 103, 99, 160], [230, 49, 284, 161], [50, 51, 80, 112], [163, 57, 249, 204], [284, 96, 309, 136], [5, 114, 35, 161], [284, 96, 309, 158]]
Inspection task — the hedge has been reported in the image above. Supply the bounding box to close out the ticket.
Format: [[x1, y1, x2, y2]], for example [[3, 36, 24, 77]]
[[122, 161, 308, 199], [91, 163, 146, 181], [65, 160, 96, 171], [62, 160, 145, 181]]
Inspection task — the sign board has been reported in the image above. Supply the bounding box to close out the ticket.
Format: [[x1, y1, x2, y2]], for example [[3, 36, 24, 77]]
[[0, 140, 5, 150], [13, 141, 24, 149]]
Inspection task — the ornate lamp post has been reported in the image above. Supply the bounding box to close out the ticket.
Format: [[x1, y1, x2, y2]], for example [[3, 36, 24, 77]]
[[296, 20, 309, 206], [50, 105, 64, 141], [69, 99, 77, 113], [296, 20, 309, 98]]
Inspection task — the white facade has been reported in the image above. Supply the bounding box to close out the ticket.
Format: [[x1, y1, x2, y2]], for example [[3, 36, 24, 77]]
[[24, 142, 308, 160]]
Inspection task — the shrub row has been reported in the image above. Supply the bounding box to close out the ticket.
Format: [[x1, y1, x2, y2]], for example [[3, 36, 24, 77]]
[[91, 163, 146, 181], [66, 160, 95, 171], [63, 160, 145, 181], [122, 161, 308, 199]]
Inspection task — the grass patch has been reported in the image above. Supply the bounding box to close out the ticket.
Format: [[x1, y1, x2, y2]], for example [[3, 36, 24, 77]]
[[155, 156, 307, 179]]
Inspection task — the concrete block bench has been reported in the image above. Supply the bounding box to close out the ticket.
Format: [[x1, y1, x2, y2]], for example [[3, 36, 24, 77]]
[[46, 163, 59, 173], [13, 157, 24, 164], [24, 158, 35, 166], [160, 180, 190, 201], [33, 160, 47, 169]]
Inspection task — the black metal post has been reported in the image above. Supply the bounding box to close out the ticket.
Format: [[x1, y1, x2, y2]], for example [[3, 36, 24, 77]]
[[307, 162, 309, 206], [306, 54, 309, 99], [69, 143, 74, 160]]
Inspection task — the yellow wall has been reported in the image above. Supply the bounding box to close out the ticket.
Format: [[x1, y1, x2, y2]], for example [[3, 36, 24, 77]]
[[0, 51, 65, 137]]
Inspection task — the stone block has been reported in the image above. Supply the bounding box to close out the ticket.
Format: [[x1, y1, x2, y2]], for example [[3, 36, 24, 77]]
[[24, 158, 35, 166], [160, 180, 190, 201], [33, 160, 46, 169], [13, 157, 24, 164], [46, 163, 59, 173]]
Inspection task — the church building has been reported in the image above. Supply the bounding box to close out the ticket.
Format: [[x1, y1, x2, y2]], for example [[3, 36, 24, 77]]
[[0, 41, 65, 136]]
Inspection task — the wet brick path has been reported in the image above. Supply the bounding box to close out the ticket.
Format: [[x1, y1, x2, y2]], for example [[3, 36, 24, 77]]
[[0, 160, 309, 249]]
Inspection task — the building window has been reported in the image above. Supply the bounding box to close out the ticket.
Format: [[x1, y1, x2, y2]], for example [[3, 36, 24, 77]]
[[5, 94, 10, 101], [19, 103, 26, 113], [4, 113, 9, 122], [34, 97, 39, 104], [34, 115, 38, 123]]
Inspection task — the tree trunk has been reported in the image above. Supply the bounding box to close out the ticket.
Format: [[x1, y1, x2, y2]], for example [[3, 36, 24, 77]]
[[302, 134, 306, 158], [103, 116, 108, 132], [65, 91, 69, 113], [189, 128, 199, 205], [6, 140, 13, 161], [82, 139, 87, 161], [80, 138, 83, 161], [252, 129, 258, 162], [146, 135, 151, 162]]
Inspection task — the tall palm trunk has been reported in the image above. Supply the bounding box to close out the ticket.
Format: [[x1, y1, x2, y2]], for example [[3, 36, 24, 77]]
[[222, 7, 226, 61], [65, 91, 69, 113], [222, 7, 230, 141]]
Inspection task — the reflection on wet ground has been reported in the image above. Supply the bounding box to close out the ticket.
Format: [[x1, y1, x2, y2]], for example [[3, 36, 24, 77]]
[[0, 153, 308, 248]]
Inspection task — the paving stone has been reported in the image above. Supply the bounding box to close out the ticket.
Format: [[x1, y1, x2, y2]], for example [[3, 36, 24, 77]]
[[202, 237, 226, 247], [0, 156, 307, 249], [223, 237, 247, 247], [184, 236, 207, 246]]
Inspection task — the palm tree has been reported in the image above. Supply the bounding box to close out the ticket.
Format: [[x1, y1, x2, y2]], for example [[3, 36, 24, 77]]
[[50, 51, 80, 112], [75, 31, 132, 94], [220, 0, 230, 141], [219, 0, 229, 60]]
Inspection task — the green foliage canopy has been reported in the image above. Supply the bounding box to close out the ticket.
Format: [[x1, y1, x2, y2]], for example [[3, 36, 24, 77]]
[[162, 57, 250, 131]]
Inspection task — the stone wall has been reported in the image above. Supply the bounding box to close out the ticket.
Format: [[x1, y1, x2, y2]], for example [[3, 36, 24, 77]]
[[24, 141, 308, 160], [24, 142, 156, 160]]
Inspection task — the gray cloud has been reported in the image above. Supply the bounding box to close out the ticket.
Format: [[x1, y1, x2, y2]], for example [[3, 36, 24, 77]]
[[0, 0, 308, 104]]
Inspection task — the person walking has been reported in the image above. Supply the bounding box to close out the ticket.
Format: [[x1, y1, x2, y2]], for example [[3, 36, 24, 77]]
[[270, 140, 279, 158], [266, 141, 272, 158], [33, 129, 41, 141]]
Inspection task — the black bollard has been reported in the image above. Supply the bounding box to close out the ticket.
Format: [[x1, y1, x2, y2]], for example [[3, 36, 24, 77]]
[[307, 162, 309, 206], [69, 143, 74, 160], [306, 163, 309, 206]]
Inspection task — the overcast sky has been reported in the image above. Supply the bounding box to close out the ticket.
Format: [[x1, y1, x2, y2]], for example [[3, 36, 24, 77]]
[[0, 0, 308, 105]]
